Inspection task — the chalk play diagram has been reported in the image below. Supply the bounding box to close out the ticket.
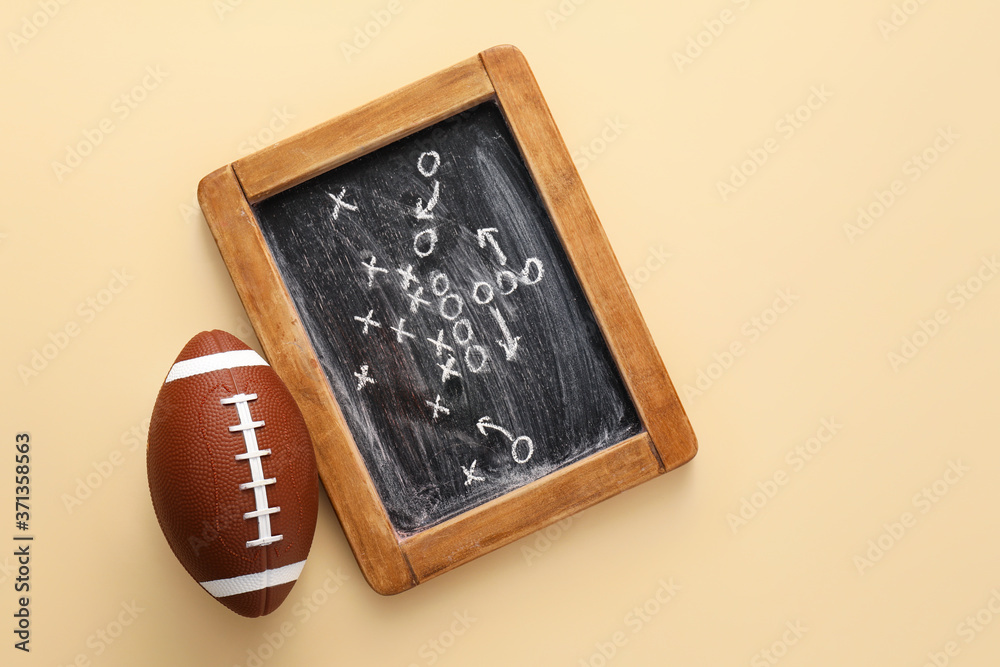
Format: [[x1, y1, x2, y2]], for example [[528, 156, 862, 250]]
[[255, 102, 641, 533]]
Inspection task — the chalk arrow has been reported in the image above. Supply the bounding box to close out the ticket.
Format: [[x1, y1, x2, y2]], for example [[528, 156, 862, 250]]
[[489, 306, 520, 360], [414, 180, 440, 220], [476, 416, 514, 441], [476, 228, 507, 265]]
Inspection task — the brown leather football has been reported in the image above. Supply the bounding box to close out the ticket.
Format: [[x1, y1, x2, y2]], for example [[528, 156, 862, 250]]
[[146, 330, 318, 617]]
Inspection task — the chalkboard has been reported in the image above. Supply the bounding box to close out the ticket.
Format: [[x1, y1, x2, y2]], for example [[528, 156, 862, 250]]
[[253, 102, 642, 534], [199, 46, 696, 594]]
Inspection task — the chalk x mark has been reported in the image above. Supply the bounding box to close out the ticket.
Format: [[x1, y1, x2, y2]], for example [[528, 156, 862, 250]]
[[354, 365, 375, 391], [396, 264, 420, 290], [328, 187, 358, 220], [462, 460, 485, 486], [391, 318, 416, 343], [438, 356, 461, 383], [406, 286, 431, 313], [353, 310, 382, 335], [426, 394, 450, 420], [362, 256, 389, 287], [426, 329, 454, 358]]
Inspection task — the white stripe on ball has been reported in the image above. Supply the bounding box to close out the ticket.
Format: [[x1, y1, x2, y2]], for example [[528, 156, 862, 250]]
[[165, 349, 268, 382]]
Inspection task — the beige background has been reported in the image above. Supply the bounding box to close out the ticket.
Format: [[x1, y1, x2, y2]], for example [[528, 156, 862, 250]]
[[3, 0, 999, 665]]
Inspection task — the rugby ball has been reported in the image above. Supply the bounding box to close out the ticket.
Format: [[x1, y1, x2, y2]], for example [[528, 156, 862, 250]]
[[146, 330, 318, 617]]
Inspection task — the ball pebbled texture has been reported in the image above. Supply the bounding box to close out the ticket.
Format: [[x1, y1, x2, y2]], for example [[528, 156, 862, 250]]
[[147, 330, 319, 617]]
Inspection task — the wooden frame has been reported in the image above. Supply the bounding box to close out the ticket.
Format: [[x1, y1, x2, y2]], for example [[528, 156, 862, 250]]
[[198, 45, 696, 594]]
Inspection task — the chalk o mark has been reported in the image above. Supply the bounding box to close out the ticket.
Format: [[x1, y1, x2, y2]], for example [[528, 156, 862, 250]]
[[440, 293, 464, 321], [520, 258, 544, 285], [452, 319, 473, 346], [472, 281, 494, 305], [497, 270, 519, 295], [417, 151, 440, 177], [512, 436, 534, 464], [430, 270, 450, 297], [465, 345, 488, 373], [414, 228, 437, 258]]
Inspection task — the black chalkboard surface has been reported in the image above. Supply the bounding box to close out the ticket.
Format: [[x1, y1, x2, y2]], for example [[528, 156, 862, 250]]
[[255, 102, 642, 534]]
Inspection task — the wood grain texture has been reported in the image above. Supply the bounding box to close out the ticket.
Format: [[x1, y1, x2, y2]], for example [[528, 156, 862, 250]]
[[402, 432, 661, 582], [479, 45, 698, 471], [233, 55, 495, 203], [198, 166, 416, 595]]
